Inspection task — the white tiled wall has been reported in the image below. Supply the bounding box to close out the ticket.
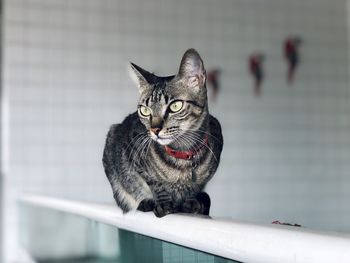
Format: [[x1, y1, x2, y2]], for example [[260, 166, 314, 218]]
[[2, 0, 350, 261]]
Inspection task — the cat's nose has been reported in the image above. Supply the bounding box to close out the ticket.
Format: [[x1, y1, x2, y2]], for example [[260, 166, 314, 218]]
[[151, 128, 161, 136]]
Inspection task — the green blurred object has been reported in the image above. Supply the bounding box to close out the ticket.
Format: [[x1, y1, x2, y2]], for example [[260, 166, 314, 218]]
[[19, 205, 239, 263]]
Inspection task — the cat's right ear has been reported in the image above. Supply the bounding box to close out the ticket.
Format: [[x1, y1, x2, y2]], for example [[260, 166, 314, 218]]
[[177, 49, 206, 92], [129, 63, 152, 93]]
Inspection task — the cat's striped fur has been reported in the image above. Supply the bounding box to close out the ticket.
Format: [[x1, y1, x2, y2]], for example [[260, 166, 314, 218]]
[[103, 49, 223, 217]]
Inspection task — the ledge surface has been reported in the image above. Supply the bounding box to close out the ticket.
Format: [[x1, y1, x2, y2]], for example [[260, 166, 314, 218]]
[[19, 193, 350, 263]]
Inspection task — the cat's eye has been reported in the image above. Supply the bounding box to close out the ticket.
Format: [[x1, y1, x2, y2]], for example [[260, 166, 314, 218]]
[[169, 101, 183, 113], [139, 106, 151, 117]]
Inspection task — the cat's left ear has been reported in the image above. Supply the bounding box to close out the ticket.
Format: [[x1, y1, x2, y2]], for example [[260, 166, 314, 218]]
[[177, 49, 206, 91], [129, 63, 155, 93]]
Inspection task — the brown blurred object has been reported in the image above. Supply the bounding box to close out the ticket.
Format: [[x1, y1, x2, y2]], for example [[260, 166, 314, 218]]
[[207, 69, 221, 101]]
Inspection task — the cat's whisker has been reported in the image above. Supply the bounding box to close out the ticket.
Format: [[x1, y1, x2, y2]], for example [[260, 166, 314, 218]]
[[127, 141, 144, 168], [125, 131, 148, 153], [175, 134, 206, 163], [145, 139, 153, 157], [180, 126, 217, 140], [174, 135, 193, 153], [186, 131, 217, 154], [127, 133, 148, 160], [129, 136, 151, 174], [127, 135, 149, 173], [136, 137, 150, 160], [140, 138, 152, 163], [140, 139, 153, 171], [126, 133, 147, 161], [181, 127, 222, 145], [184, 132, 219, 163], [171, 135, 184, 149]]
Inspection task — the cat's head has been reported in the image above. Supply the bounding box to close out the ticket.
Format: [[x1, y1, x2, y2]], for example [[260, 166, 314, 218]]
[[129, 49, 208, 146]]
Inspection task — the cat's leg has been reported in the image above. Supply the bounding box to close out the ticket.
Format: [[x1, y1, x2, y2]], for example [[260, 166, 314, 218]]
[[152, 184, 178, 217], [180, 192, 211, 216], [111, 171, 154, 213], [197, 192, 211, 215], [103, 124, 154, 213]]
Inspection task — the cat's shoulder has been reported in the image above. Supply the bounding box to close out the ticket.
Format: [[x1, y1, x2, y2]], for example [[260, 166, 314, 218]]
[[209, 115, 223, 148], [209, 115, 222, 132], [120, 111, 140, 126], [107, 112, 141, 136]]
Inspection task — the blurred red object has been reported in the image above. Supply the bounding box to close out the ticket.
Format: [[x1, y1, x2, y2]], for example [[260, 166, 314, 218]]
[[249, 53, 265, 97], [207, 69, 221, 101], [284, 36, 302, 84]]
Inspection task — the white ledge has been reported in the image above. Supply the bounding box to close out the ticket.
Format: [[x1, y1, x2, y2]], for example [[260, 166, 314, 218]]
[[19, 193, 350, 263]]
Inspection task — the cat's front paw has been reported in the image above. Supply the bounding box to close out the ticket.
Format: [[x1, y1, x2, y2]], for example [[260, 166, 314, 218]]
[[180, 192, 211, 215], [137, 199, 155, 212], [153, 201, 176, 218], [196, 192, 211, 216], [180, 198, 203, 214]]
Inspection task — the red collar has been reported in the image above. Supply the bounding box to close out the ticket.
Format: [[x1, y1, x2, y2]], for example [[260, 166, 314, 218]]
[[164, 135, 209, 160]]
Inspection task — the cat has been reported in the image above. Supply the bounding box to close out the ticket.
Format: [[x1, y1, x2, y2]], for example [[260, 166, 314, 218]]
[[103, 49, 223, 217]]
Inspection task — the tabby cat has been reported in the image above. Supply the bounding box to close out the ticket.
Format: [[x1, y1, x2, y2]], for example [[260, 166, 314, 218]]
[[103, 49, 223, 217]]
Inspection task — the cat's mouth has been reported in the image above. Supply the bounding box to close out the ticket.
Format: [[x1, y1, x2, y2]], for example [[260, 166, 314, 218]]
[[156, 138, 173, 145], [150, 134, 174, 145]]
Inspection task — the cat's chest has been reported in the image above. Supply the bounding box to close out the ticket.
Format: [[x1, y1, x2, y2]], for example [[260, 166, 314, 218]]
[[168, 154, 212, 185], [145, 159, 207, 185], [168, 165, 196, 183], [138, 143, 213, 185]]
